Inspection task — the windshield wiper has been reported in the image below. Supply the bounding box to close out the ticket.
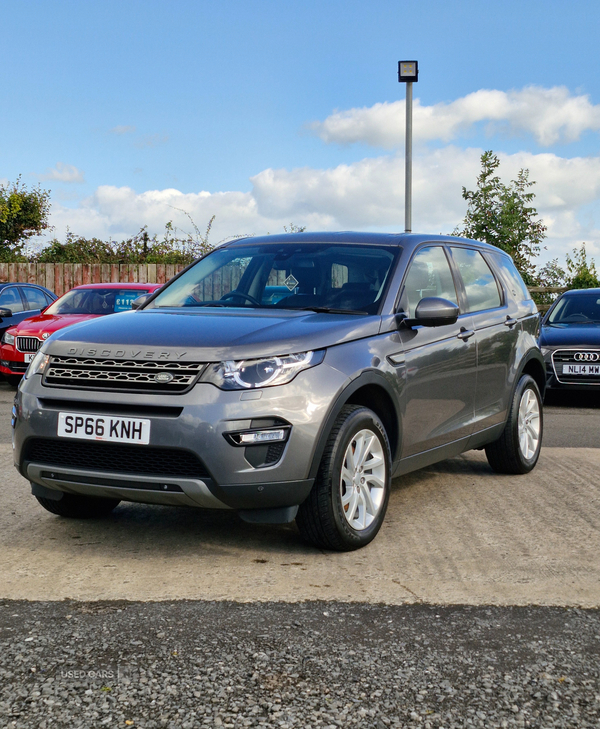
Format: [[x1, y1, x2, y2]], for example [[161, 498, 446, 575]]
[[553, 319, 600, 325], [296, 306, 369, 315]]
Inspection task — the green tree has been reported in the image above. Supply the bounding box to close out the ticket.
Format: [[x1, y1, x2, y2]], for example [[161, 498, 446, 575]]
[[36, 232, 117, 263], [565, 242, 600, 289], [0, 176, 52, 258], [453, 151, 546, 283], [33, 215, 216, 265]]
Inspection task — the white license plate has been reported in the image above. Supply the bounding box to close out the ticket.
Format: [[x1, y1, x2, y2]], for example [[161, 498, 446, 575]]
[[24, 353, 35, 363], [57, 412, 151, 444], [563, 364, 600, 375]]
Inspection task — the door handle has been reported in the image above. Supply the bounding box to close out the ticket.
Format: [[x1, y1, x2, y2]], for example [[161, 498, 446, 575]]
[[457, 327, 475, 341], [504, 317, 518, 328]]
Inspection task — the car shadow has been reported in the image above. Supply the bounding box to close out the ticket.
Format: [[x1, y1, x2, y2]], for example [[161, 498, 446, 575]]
[[27, 499, 317, 558], [544, 389, 600, 409]]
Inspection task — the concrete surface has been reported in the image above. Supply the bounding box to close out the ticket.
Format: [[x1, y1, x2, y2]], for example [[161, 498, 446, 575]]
[[1, 441, 599, 606]]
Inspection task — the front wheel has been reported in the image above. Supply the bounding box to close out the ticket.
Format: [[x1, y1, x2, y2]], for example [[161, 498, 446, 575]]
[[35, 491, 120, 518], [485, 374, 543, 474], [296, 405, 391, 551]]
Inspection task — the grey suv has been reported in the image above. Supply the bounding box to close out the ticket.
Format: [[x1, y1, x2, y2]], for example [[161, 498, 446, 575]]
[[13, 233, 545, 550]]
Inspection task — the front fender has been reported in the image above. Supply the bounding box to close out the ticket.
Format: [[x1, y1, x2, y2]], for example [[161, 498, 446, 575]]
[[306, 369, 402, 481]]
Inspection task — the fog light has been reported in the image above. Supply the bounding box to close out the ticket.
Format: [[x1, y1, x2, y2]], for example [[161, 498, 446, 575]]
[[239, 429, 286, 444], [225, 426, 290, 446]]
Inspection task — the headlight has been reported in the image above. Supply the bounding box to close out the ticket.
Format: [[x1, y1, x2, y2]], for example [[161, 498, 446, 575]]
[[1, 331, 15, 346], [201, 350, 325, 390], [23, 351, 50, 380], [540, 347, 554, 358]]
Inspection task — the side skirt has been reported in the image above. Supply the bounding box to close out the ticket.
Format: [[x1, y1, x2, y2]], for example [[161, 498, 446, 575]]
[[391, 423, 505, 478]]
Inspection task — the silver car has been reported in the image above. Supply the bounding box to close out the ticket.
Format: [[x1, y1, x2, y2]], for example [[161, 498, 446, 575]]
[[13, 233, 545, 550]]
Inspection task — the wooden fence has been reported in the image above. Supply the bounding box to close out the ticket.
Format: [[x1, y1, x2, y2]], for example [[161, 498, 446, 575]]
[[528, 286, 569, 313], [0, 263, 187, 298]]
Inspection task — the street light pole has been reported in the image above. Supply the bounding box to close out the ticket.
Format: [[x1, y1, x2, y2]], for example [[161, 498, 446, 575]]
[[398, 60, 418, 234], [405, 80, 413, 233]]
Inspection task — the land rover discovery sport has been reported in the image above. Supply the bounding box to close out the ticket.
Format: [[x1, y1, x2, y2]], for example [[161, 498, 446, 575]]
[[13, 233, 545, 550]]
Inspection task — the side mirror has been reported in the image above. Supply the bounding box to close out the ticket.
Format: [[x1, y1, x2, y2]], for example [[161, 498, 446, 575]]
[[131, 294, 150, 310], [398, 297, 459, 329], [0, 308, 13, 319]]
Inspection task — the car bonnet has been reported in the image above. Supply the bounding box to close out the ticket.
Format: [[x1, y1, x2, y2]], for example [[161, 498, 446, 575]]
[[40, 308, 382, 361]]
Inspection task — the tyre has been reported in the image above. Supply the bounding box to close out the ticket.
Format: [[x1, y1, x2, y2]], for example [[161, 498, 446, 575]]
[[35, 492, 120, 518], [485, 374, 543, 474], [296, 405, 391, 551], [7, 375, 21, 387]]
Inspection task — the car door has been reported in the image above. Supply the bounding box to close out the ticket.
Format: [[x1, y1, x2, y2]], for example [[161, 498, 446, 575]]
[[397, 245, 477, 457], [448, 246, 518, 431], [0, 286, 30, 334]]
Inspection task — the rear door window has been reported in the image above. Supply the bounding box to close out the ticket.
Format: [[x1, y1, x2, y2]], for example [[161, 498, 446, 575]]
[[22, 286, 49, 310], [450, 247, 502, 312], [490, 253, 531, 301]]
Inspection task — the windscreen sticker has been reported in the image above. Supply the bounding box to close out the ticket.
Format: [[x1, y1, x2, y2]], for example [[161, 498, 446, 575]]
[[284, 275, 299, 292], [114, 292, 144, 312]]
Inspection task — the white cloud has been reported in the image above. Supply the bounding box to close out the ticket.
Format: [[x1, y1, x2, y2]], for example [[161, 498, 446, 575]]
[[39, 162, 85, 184], [109, 125, 136, 135], [310, 86, 600, 148], [134, 133, 169, 149], [42, 146, 600, 265]]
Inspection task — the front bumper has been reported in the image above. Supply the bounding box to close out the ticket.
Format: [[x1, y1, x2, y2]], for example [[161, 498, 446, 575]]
[[0, 343, 28, 376], [14, 363, 347, 512], [544, 349, 600, 390]]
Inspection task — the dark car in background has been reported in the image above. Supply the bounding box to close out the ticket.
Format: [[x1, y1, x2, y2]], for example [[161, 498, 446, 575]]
[[13, 232, 545, 551], [540, 287, 600, 391], [0, 283, 56, 340]]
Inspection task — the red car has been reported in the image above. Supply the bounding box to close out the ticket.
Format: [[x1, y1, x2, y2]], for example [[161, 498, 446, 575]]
[[0, 283, 162, 383]]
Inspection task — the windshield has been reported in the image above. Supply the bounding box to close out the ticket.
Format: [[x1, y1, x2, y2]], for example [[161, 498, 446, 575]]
[[146, 243, 399, 314], [45, 288, 153, 316], [547, 293, 600, 324]]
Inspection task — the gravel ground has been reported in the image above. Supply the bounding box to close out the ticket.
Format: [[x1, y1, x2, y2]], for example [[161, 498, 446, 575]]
[[0, 601, 599, 728]]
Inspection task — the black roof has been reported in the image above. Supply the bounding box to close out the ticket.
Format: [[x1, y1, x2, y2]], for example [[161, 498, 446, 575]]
[[560, 287, 600, 296], [0, 282, 53, 291], [223, 231, 507, 255]]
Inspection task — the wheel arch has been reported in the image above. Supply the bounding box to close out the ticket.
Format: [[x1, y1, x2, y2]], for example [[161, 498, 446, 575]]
[[307, 371, 401, 480], [518, 350, 546, 400]]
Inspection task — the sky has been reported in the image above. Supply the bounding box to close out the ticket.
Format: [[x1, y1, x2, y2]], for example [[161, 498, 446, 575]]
[[2, 0, 600, 267]]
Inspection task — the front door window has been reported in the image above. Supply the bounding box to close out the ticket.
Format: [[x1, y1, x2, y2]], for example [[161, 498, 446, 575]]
[[400, 246, 458, 317]]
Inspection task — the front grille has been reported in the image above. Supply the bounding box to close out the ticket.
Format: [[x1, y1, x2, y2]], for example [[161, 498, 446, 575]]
[[43, 356, 205, 393], [552, 349, 600, 385], [24, 438, 211, 479], [17, 337, 41, 353]]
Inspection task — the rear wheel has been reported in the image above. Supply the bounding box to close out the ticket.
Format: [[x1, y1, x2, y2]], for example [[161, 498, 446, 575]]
[[35, 491, 120, 518], [485, 374, 542, 474], [296, 405, 391, 551]]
